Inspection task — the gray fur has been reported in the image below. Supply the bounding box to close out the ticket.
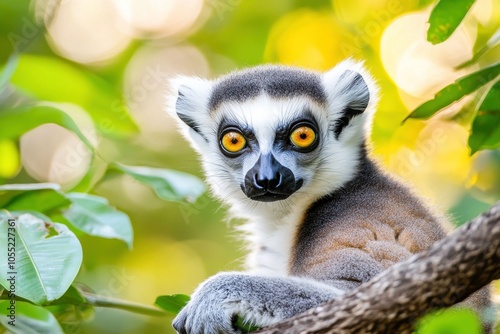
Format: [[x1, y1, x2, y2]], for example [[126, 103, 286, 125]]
[[209, 66, 327, 111], [172, 273, 343, 334], [339, 70, 369, 110], [291, 150, 446, 284]]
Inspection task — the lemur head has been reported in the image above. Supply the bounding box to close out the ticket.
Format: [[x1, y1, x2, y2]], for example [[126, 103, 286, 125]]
[[168, 60, 378, 214]]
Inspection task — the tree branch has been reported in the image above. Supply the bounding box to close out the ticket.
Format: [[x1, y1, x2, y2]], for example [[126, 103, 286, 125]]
[[257, 201, 500, 334]]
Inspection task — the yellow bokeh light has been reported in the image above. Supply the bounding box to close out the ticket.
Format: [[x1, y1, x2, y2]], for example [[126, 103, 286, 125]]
[[493, 281, 500, 306], [470, 156, 500, 194], [117, 237, 207, 303], [382, 121, 472, 207], [265, 9, 345, 70], [0, 140, 20, 179], [332, 0, 418, 25]]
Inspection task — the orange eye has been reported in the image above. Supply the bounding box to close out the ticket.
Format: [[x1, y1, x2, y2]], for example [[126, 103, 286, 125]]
[[221, 131, 247, 153], [290, 126, 316, 149]]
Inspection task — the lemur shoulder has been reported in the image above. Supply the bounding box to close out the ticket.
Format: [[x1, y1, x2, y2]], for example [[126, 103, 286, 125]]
[[167, 60, 492, 334]]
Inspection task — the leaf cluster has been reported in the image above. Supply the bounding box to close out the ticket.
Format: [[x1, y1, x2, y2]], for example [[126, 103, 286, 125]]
[[0, 48, 205, 334], [406, 0, 500, 154]]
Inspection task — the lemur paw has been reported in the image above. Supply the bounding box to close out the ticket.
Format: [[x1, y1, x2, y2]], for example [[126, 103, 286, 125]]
[[172, 273, 251, 334], [172, 305, 237, 334]]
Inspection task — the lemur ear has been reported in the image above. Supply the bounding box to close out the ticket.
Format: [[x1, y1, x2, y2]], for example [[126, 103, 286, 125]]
[[167, 76, 213, 153], [322, 60, 378, 140]]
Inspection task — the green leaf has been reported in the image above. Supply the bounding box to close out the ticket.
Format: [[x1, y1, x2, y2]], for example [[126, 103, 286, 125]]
[[4, 189, 70, 213], [9, 54, 137, 136], [416, 309, 481, 334], [0, 105, 94, 150], [405, 62, 500, 121], [0, 183, 61, 191], [457, 28, 500, 69], [477, 81, 500, 112], [110, 164, 206, 203], [45, 302, 95, 327], [46, 285, 86, 306], [0, 213, 83, 304], [427, 0, 475, 44], [234, 317, 260, 333], [468, 81, 500, 154], [0, 54, 19, 93], [0, 301, 64, 334], [0, 183, 61, 209], [62, 193, 133, 249], [155, 294, 190, 315], [9, 211, 53, 222]]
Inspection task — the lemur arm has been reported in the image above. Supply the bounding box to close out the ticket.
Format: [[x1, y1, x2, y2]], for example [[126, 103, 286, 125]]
[[172, 272, 344, 334]]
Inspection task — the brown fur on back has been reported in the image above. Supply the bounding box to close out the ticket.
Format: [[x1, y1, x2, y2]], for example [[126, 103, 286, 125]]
[[290, 153, 492, 331]]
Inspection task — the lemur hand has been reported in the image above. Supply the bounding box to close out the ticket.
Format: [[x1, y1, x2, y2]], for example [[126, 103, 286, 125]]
[[173, 273, 246, 334], [172, 272, 342, 334]]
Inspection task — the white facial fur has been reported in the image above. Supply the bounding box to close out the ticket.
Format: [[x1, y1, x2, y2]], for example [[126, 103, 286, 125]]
[[168, 59, 378, 216], [167, 60, 379, 273]]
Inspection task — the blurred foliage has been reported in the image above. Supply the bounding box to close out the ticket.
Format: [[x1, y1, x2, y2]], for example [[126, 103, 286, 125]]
[[415, 308, 482, 334], [0, 0, 499, 333]]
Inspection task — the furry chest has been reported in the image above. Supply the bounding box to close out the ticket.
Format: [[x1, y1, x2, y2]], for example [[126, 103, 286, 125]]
[[246, 220, 298, 276]]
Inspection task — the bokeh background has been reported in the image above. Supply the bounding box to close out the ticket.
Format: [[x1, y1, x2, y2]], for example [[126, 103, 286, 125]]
[[0, 0, 499, 333]]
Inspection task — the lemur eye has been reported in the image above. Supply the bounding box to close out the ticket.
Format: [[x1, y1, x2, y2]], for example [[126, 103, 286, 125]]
[[221, 131, 247, 153], [290, 126, 316, 149]]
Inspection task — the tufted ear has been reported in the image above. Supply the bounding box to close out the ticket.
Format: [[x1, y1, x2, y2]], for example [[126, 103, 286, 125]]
[[167, 76, 214, 153], [322, 60, 378, 141]]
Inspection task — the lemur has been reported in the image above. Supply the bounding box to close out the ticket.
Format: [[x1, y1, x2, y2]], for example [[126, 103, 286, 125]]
[[167, 60, 492, 334]]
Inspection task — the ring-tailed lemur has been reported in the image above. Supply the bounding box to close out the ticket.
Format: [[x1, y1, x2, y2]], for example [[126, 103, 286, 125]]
[[167, 60, 492, 334]]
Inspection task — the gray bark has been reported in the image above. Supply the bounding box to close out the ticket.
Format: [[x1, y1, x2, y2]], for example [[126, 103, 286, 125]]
[[257, 201, 500, 334]]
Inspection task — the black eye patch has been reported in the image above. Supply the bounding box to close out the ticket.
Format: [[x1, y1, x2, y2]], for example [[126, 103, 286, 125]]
[[274, 113, 320, 153]]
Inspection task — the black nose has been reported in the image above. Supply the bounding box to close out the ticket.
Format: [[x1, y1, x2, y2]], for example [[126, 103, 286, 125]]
[[242, 153, 302, 202], [255, 170, 281, 190]]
